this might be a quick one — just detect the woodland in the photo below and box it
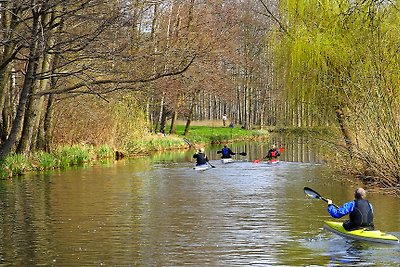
[0,0,400,190]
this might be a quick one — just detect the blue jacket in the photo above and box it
[328,200,373,218]
[217,147,235,158]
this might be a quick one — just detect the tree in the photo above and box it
[273,0,400,187]
[0,0,196,159]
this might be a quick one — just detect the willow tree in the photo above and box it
[273,0,400,188]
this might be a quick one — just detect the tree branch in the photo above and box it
[258,0,289,36]
[34,56,196,96]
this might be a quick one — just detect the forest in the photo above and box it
[0,0,400,190]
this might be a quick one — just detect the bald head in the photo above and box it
[354,188,366,199]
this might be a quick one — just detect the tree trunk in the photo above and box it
[184,93,197,136]
[335,106,354,156]
[169,110,177,134]
[0,0,18,143]
[0,9,40,159]
[18,8,55,154]
[159,104,167,134]
[43,95,54,152]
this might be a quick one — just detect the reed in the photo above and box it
[96,145,114,159]
[0,153,31,177]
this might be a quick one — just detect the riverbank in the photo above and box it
[0,125,270,179]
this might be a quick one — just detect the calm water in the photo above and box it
[0,140,399,266]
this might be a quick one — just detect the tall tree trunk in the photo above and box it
[18,7,55,154]
[0,9,40,159]
[184,93,197,136]
[155,93,164,133]
[0,0,18,143]
[159,103,167,134]
[41,4,64,152]
[169,110,177,134]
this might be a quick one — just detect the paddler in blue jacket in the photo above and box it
[193,147,209,166]
[217,144,236,159]
[327,188,374,231]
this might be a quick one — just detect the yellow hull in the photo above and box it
[324,221,399,244]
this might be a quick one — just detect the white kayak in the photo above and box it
[221,158,234,164]
[193,164,212,171]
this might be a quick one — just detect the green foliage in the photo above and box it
[0,153,31,177]
[171,125,269,144]
[0,144,116,179]
[54,145,93,167]
[125,135,186,155]
[32,151,58,170]
[274,0,400,187]
[96,145,114,159]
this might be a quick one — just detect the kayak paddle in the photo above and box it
[303,187,339,208]
[183,137,215,168]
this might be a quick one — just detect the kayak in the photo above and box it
[266,159,279,164]
[221,158,234,164]
[193,164,211,171]
[324,221,399,244]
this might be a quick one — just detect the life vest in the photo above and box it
[194,153,208,165]
[348,199,374,230]
[222,147,230,158]
[271,150,277,158]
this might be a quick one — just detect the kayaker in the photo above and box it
[193,147,209,166]
[217,145,236,159]
[326,188,374,231]
[266,145,280,160]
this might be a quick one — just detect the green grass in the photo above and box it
[168,125,269,144]
[0,153,31,177]
[0,144,116,179]
[125,135,187,155]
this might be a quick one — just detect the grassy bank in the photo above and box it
[0,125,269,179]
[0,144,115,178]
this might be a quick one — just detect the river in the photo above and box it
[0,139,399,266]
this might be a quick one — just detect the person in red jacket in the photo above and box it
[266,145,280,160]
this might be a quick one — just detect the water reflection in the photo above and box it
[305,235,400,266]
[0,136,399,266]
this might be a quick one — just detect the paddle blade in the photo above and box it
[304,187,322,200]
[304,187,338,208]
[239,152,247,156]
[279,147,285,152]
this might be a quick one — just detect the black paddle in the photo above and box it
[303,187,339,208]
[183,137,215,168]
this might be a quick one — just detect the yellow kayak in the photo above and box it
[324,221,399,244]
